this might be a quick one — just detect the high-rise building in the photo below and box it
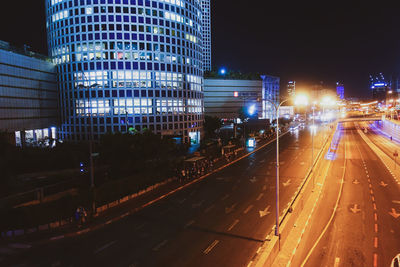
[287,81,295,97]
[336,82,344,100]
[370,73,389,104]
[45,0,204,144]
[201,0,212,71]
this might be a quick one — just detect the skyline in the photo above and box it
[2,0,400,98]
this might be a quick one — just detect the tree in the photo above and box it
[203,116,222,139]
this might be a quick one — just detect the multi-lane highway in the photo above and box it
[1,126,329,266]
[290,122,400,267]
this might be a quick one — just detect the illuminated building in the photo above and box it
[201,0,211,71]
[203,75,279,121]
[0,41,58,146]
[336,82,344,100]
[45,0,204,144]
[287,80,295,97]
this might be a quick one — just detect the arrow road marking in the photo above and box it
[353,179,360,185]
[389,208,400,219]
[256,193,264,201]
[392,200,400,205]
[204,240,219,254]
[380,181,388,187]
[250,177,257,183]
[300,162,305,166]
[259,205,271,218]
[225,203,237,214]
[350,204,361,214]
[283,179,291,187]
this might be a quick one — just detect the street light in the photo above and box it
[264,94,308,242]
[77,73,99,213]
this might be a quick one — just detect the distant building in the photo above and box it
[0,41,58,146]
[369,73,389,104]
[261,75,280,120]
[204,75,280,121]
[336,82,344,100]
[201,0,212,72]
[287,81,296,97]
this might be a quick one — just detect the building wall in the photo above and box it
[45,0,204,144]
[261,75,280,120]
[201,0,211,71]
[204,79,263,119]
[0,48,58,133]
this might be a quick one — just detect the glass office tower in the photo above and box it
[45,0,204,144]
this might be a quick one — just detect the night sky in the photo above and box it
[2,0,399,98]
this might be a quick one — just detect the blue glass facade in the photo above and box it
[45,0,204,143]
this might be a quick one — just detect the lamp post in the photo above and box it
[264,94,308,242]
[78,72,99,212]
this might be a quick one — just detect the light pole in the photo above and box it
[78,72,99,212]
[264,95,308,241]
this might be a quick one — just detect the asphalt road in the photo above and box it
[0,125,330,267]
[293,122,400,267]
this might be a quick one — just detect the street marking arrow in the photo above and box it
[380,181,388,187]
[300,162,305,166]
[350,204,361,214]
[353,179,360,185]
[225,203,237,214]
[283,179,291,187]
[250,177,257,183]
[259,205,271,218]
[392,200,400,205]
[389,208,400,219]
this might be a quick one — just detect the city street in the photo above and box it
[291,122,400,267]
[1,126,329,267]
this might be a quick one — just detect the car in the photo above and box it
[392,254,400,267]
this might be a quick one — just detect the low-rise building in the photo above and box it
[204,74,280,121]
[0,41,58,146]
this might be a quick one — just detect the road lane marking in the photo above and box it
[221,194,230,201]
[371,196,375,202]
[374,213,378,221]
[184,220,195,229]
[94,240,117,254]
[374,224,378,233]
[8,243,32,249]
[374,237,378,248]
[374,253,378,267]
[243,205,254,214]
[203,240,219,254]
[227,219,239,231]
[135,223,146,231]
[152,239,168,251]
[334,257,340,267]
[373,203,377,210]
[256,193,264,201]
[204,204,215,213]
[392,200,400,204]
